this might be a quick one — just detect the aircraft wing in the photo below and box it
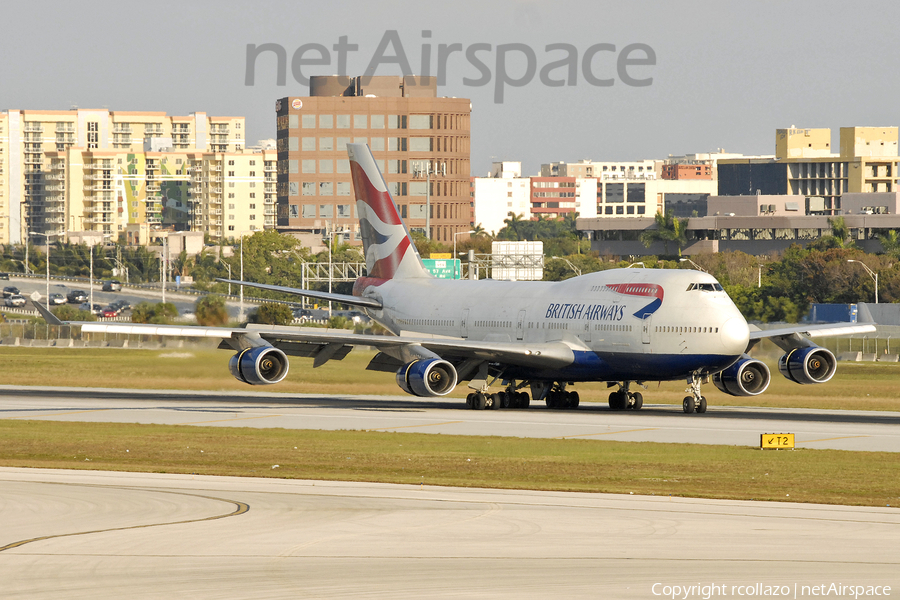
[215,278,383,309]
[748,322,876,352]
[78,321,578,370]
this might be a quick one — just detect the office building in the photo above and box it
[275,76,471,244]
[718,127,900,214]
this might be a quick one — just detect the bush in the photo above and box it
[254,302,294,326]
[132,302,178,325]
[195,295,228,326]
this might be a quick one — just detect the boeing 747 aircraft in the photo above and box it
[41,144,874,414]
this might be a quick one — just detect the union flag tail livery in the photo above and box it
[348,143,430,281]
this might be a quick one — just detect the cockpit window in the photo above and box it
[686,283,724,292]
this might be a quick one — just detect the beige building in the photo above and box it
[188,150,277,242]
[0,108,246,244]
[276,76,472,245]
[542,159,658,180]
[719,126,900,213]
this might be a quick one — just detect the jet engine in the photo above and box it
[778,346,836,385]
[396,359,458,397]
[713,355,771,396]
[229,346,290,385]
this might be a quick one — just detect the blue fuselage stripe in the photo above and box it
[503,350,740,382]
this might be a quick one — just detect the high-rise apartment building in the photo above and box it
[187,150,277,241]
[275,76,471,244]
[0,108,246,244]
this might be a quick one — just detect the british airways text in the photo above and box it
[545,303,626,321]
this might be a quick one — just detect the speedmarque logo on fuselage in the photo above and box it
[545,283,665,322]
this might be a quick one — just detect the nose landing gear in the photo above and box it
[683,372,708,414]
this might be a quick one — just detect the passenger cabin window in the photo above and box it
[686,283,724,292]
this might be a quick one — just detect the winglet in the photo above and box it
[33,301,64,326]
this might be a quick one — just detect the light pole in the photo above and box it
[453,229,475,279]
[27,231,57,302]
[240,234,244,321]
[679,257,706,273]
[551,256,582,277]
[848,259,878,304]
[89,234,112,313]
[413,160,445,240]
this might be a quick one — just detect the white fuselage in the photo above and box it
[360,268,750,382]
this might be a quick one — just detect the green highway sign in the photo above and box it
[422,258,462,279]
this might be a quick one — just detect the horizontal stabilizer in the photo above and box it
[216,278,382,309]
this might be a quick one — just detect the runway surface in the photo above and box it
[1,467,898,599]
[2,385,900,452]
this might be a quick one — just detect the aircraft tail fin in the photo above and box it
[348,143,430,280]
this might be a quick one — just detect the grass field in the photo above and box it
[1,345,899,411]
[0,420,898,507]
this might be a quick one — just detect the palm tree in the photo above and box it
[827,216,852,248]
[876,229,900,257]
[502,212,525,239]
[640,210,688,256]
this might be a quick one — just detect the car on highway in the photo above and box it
[0,272,9,280]
[49,293,67,305]
[67,290,88,303]
[78,302,103,316]
[4,294,26,307]
[102,280,122,292]
[3,286,20,297]
[101,307,119,318]
[111,300,131,314]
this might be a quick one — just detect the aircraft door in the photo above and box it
[461,308,470,339]
[641,315,651,345]
[516,309,526,341]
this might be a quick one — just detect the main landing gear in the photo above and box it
[682,372,708,414]
[545,385,579,409]
[466,388,531,410]
[607,381,644,411]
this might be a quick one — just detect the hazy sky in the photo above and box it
[3,0,899,176]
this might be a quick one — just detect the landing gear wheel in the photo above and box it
[632,392,643,410]
[569,391,580,409]
[697,396,707,413]
[519,392,530,408]
[488,393,500,410]
[498,391,510,409]
[466,393,474,408]
[683,396,695,414]
[474,392,487,410]
[608,391,625,410]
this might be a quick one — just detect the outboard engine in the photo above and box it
[713,355,771,396]
[229,346,290,385]
[778,346,837,384]
[396,359,458,397]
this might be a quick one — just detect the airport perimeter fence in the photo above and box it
[751,325,900,363]
[0,321,218,349]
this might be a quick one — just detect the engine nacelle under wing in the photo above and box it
[229,346,290,385]
[713,355,771,396]
[778,346,836,384]
[396,359,458,397]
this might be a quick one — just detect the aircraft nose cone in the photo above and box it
[720,317,750,355]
